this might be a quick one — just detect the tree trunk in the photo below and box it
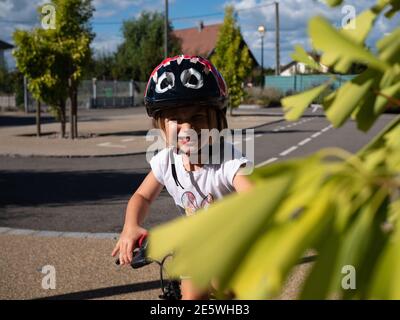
[69,96,75,140]
[36,100,41,137]
[73,88,78,138]
[60,99,66,138]
[69,81,75,140]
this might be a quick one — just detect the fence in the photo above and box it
[25,79,147,112]
[0,94,16,110]
[264,74,356,94]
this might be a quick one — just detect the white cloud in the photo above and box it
[225,0,398,68]
[91,34,123,55]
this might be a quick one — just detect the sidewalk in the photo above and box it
[0,233,312,300]
[0,107,284,157]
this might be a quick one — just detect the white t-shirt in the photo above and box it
[149,145,253,216]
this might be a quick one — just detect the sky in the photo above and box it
[0,0,399,72]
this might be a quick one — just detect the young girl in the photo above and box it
[112,55,254,299]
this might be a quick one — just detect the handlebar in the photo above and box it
[115,234,152,269]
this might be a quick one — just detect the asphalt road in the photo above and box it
[0,110,395,233]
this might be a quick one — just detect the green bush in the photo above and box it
[242,87,283,107]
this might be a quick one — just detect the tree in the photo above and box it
[13,0,94,139]
[211,6,253,115]
[114,11,181,81]
[13,28,60,136]
[83,51,119,80]
[147,0,400,299]
[52,0,94,139]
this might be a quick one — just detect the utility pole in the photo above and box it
[258,25,266,88]
[164,0,168,58]
[275,1,280,75]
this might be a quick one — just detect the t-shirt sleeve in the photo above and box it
[149,149,166,185]
[223,148,253,187]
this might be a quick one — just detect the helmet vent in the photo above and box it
[155,72,175,93]
[180,68,203,89]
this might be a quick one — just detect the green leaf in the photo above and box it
[357,115,400,156]
[282,83,330,121]
[309,16,389,73]
[325,0,343,6]
[230,183,336,299]
[300,178,379,299]
[368,210,400,299]
[290,45,322,71]
[326,69,376,127]
[148,174,292,291]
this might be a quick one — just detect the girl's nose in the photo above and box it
[179,122,192,131]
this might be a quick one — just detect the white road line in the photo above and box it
[255,134,263,138]
[321,126,331,132]
[311,132,321,138]
[256,157,278,167]
[97,142,127,148]
[280,146,298,156]
[121,138,135,142]
[298,138,312,146]
[245,137,252,141]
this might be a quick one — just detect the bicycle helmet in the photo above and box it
[144,55,228,120]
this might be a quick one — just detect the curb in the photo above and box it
[0,227,119,239]
[0,119,286,159]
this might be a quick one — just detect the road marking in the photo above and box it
[280,146,298,156]
[245,137,252,141]
[321,125,331,132]
[255,134,263,138]
[121,138,135,142]
[311,132,321,138]
[311,104,322,113]
[298,138,312,146]
[256,157,278,167]
[97,142,127,148]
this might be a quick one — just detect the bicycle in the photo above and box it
[115,234,182,300]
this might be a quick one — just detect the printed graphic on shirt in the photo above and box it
[181,191,214,216]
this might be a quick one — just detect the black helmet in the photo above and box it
[144,55,228,117]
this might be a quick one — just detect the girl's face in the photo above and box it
[162,106,214,154]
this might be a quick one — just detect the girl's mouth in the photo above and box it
[178,134,201,145]
[178,136,191,145]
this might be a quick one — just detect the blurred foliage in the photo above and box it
[148,0,400,299]
[211,6,253,111]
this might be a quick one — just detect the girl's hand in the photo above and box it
[111,226,148,266]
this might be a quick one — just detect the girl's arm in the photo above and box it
[112,170,163,265]
[232,165,255,193]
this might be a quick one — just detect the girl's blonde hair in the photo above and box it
[152,107,227,133]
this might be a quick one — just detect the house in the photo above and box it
[172,22,259,67]
[280,52,329,76]
[0,39,14,69]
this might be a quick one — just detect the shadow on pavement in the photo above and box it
[35,280,160,300]
[0,115,55,127]
[0,170,146,207]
